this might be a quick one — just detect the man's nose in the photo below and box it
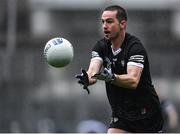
[103,23,108,29]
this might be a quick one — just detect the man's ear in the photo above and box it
[119,20,126,29]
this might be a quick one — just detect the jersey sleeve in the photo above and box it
[127,43,147,68]
[91,41,103,62]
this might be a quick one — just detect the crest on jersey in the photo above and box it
[105,57,112,69]
[121,60,125,67]
[104,57,113,74]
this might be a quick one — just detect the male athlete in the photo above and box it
[76,5,163,133]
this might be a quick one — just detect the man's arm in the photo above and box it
[112,65,143,89]
[87,59,103,85]
[75,59,102,94]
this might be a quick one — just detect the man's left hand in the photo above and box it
[92,68,115,82]
[75,68,90,94]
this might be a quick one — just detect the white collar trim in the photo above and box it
[111,45,122,56]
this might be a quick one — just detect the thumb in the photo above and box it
[75,74,81,78]
[81,69,86,74]
[104,68,110,74]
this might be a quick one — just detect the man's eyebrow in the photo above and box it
[101,18,114,21]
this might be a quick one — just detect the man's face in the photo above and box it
[101,10,121,40]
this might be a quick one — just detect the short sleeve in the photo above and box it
[91,41,103,62]
[127,43,147,68]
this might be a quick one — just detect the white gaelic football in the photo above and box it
[44,37,74,68]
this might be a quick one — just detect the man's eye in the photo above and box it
[107,20,113,23]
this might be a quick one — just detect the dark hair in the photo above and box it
[104,5,127,22]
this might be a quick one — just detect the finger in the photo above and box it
[104,68,108,72]
[86,89,90,94]
[75,74,82,78]
[81,69,87,75]
[83,85,90,94]
[83,85,87,89]
[104,68,109,74]
[78,80,84,85]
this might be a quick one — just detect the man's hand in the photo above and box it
[92,68,115,82]
[75,69,90,94]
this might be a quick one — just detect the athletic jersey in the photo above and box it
[91,33,162,121]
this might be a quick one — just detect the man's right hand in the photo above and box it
[75,69,90,94]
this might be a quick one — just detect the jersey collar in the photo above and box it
[111,45,122,56]
[110,33,129,56]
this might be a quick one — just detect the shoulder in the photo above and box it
[92,38,110,59]
[125,33,143,47]
[93,38,110,50]
[125,33,146,52]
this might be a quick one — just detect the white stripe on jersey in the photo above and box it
[129,55,144,63]
[130,55,144,58]
[91,51,103,61]
[127,61,144,68]
[92,51,100,58]
[91,57,103,62]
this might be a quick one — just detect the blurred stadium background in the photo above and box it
[0,0,180,132]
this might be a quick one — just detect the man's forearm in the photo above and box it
[111,74,139,89]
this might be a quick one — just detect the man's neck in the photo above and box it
[111,31,126,51]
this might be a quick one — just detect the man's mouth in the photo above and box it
[104,31,110,38]
[104,31,110,34]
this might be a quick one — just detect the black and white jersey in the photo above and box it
[91,33,162,121]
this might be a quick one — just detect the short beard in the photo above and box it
[109,32,119,41]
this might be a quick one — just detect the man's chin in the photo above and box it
[104,35,111,40]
